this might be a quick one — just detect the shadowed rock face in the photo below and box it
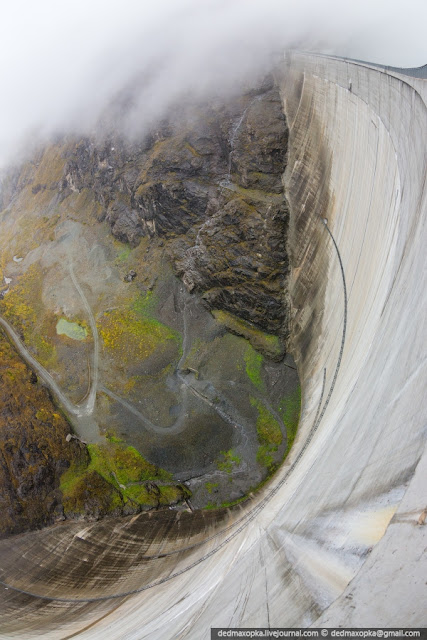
[59,76,289,336]
[175,192,288,334]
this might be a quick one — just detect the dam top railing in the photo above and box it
[294,49,427,79]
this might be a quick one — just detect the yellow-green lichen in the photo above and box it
[251,397,282,447]
[251,397,283,472]
[56,318,88,341]
[59,441,184,515]
[244,344,264,391]
[0,264,57,367]
[216,449,241,473]
[98,292,181,364]
[115,245,132,264]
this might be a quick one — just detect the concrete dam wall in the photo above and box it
[0,52,426,637]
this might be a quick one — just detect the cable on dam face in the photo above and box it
[0,217,348,604]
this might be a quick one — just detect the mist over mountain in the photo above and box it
[1,0,426,167]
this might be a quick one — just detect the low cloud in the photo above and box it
[0,0,426,166]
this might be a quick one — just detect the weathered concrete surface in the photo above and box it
[0,52,426,637]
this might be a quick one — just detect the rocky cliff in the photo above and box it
[58,74,290,338]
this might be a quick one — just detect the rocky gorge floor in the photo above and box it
[0,71,300,535]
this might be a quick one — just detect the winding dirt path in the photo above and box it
[68,261,99,415]
[0,259,99,420]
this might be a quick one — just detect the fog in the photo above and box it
[0,0,426,166]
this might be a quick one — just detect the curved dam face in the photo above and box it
[0,52,426,637]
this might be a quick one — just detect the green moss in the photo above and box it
[203,494,247,510]
[220,496,247,508]
[251,397,282,447]
[122,482,184,507]
[123,484,151,504]
[244,344,264,391]
[59,442,183,514]
[256,444,275,471]
[206,482,219,494]
[211,309,283,359]
[279,385,301,457]
[158,485,182,504]
[131,290,157,316]
[216,449,241,473]
[87,443,172,486]
[251,397,283,472]
[107,489,123,511]
[61,470,122,516]
[115,245,132,264]
[59,453,92,501]
[106,434,123,444]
